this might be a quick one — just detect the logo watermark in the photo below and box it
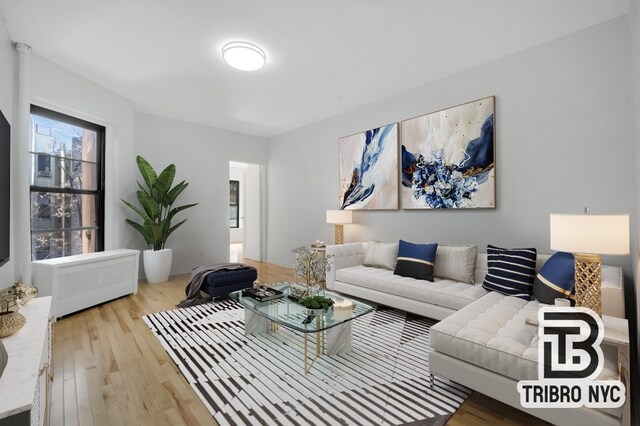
[517,307,626,409]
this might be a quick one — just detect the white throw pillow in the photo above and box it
[433,245,477,284]
[364,240,399,270]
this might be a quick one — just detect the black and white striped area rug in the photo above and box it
[143,300,470,426]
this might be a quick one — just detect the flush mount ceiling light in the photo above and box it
[222,41,266,71]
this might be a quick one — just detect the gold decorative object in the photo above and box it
[326,210,353,245]
[334,224,344,245]
[549,212,630,318]
[574,253,602,316]
[0,311,26,338]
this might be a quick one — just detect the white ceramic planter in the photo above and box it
[143,249,173,284]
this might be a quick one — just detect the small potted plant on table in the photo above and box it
[298,295,335,316]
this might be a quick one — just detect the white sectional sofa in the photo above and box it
[326,242,625,319]
[326,242,627,426]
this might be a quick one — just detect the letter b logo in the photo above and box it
[538,307,604,380]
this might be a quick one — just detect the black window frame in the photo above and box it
[29,105,106,260]
[229,180,240,229]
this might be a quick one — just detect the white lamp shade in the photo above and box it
[550,214,629,255]
[326,210,353,224]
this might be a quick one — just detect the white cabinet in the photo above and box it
[0,297,52,426]
[32,249,139,319]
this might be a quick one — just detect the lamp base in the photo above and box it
[574,253,602,316]
[334,224,344,245]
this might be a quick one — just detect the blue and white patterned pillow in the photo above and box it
[393,240,438,282]
[533,252,575,305]
[482,245,537,300]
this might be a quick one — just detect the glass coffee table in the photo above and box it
[229,282,374,374]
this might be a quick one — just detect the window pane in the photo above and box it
[30,192,98,230]
[230,205,238,228]
[31,114,98,162]
[30,153,98,190]
[31,229,97,261]
[230,180,239,204]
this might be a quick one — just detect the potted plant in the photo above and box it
[298,295,335,315]
[122,156,198,283]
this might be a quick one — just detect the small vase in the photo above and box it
[0,311,26,338]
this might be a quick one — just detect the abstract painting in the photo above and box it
[339,123,398,210]
[401,96,495,209]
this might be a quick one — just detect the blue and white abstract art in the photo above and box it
[401,97,495,209]
[339,123,398,210]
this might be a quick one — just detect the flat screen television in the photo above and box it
[0,109,9,268]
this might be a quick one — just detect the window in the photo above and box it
[29,105,105,261]
[229,180,239,228]
[36,154,51,177]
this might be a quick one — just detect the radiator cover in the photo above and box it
[32,249,140,319]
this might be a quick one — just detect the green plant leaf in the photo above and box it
[125,219,152,245]
[165,181,188,206]
[136,156,157,190]
[166,218,187,239]
[121,199,151,222]
[143,221,164,249]
[136,181,150,197]
[155,164,176,205]
[137,191,160,219]
[166,203,198,222]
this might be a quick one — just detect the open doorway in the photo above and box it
[229,161,263,262]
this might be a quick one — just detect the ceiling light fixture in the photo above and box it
[222,41,266,71]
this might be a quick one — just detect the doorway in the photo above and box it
[229,161,263,262]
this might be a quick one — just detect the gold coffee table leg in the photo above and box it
[304,333,308,374]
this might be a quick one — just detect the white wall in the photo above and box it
[629,0,640,382]
[28,54,137,261]
[134,112,267,275]
[0,11,16,288]
[267,18,636,275]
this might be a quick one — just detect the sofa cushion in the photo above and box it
[434,245,477,284]
[394,240,438,281]
[482,245,537,300]
[363,240,398,270]
[336,265,487,311]
[532,251,575,305]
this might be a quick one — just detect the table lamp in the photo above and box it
[549,212,629,316]
[326,210,353,245]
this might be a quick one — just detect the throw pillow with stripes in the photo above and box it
[393,240,438,282]
[532,252,575,305]
[482,245,537,300]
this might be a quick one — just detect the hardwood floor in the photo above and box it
[50,257,547,426]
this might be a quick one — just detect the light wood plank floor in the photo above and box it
[50,258,547,426]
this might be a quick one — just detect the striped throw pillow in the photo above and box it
[533,252,575,305]
[393,240,438,282]
[482,245,537,300]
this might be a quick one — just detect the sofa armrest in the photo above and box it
[601,265,624,318]
[325,242,367,290]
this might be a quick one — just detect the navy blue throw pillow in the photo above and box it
[533,252,575,305]
[482,245,537,300]
[394,240,438,282]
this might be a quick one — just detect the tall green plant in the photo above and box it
[122,156,198,250]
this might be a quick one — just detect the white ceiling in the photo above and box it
[0,0,629,137]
